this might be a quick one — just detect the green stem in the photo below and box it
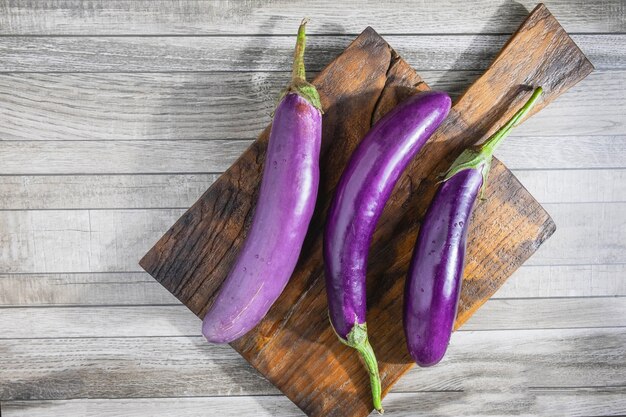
[338,322,384,414]
[479,87,543,157]
[352,336,384,414]
[279,19,322,112]
[443,87,543,185]
[292,18,308,82]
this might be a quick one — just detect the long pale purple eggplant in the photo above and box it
[324,91,451,412]
[202,21,322,344]
[404,87,543,367]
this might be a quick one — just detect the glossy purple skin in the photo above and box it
[324,91,451,339]
[202,93,322,343]
[404,167,483,366]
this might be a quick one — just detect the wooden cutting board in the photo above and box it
[140,4,593,417]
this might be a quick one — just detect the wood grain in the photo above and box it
[140,5,591,417]
[0,2,622,416]
[497,135,626,169]
[529,202,626,265]
[0,209,185,273]
[2,297,624,339]
[2,202,624,274]
[2,328,623,400]
[0,175,218,210]
[0,34,619,73]
[0,273,177,306]
[496,263,626,298]
[3,397,302,417]
[1,168,623,211]
[0,140,250,175]
[1,136,625,175]
[533,389,626,417]
[513,169,626,203]
[0,70,621,141]
[4,390,625,417]
[1,0,623,35]
[3,263,625,308]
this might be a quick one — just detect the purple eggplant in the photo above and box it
[324,91,451,412]
[404,87,543,367]
[202,20,322,344]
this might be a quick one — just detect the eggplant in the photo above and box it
[404,87,543,367]
[324,91,451,412]
[202,20,322,344]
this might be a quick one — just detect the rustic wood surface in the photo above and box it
[0,1,624,416]
[0,33,623,72]
[139,4,593,416]
[2,71,623,141]
[0,0,622,35]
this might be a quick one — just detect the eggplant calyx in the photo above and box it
[444,86,543,190]
[444,149,491,198]
[443,149,490,183]
[336,322,384,414]
[285,79,323,112]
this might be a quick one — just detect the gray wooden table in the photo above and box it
[0,1,624,416]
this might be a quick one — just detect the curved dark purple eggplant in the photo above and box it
[202,20,322,344]
[404,87,543,367]
[324,91,451,412]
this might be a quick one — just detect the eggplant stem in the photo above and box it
[278,18,323,112]
[292,18,309,82]
[479,87,543,157]
[333,322,384,414]
[352,335,384,414]
[443,87,543,185]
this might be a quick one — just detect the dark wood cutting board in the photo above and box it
[140,4,593,417]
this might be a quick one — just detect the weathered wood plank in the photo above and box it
[2,397,302,417]
[4,390,626,417]
[465,297,626,330]
[0,2,619,416]
[1,328,623,400]
[1,202,621,274]
[0,209,186,273]
[0,34,620,72]
[0,175,218,210]
[0,336,273,400]
[514,169,626,203]
[533,389,626,417]
[394,328,626,391]
[1,136,624,176]
[0,71,621,141]
[2,263,624,307]
[0,72,282,141]
[0,71,458,141]
[0,209,182,273]
[381,389,626,417]
[496,136,626,170]
[0,140,252,175]
[1,168,623,211]
[1,0,623,35]
[1,298,623,339]
[0,305,202,338]
[529,202,626,265]
[0,272,177,306]
[499,264,626,298]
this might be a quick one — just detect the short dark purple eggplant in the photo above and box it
[202,20,322,344]
[324,91,451,412]
[404,87,543,367]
